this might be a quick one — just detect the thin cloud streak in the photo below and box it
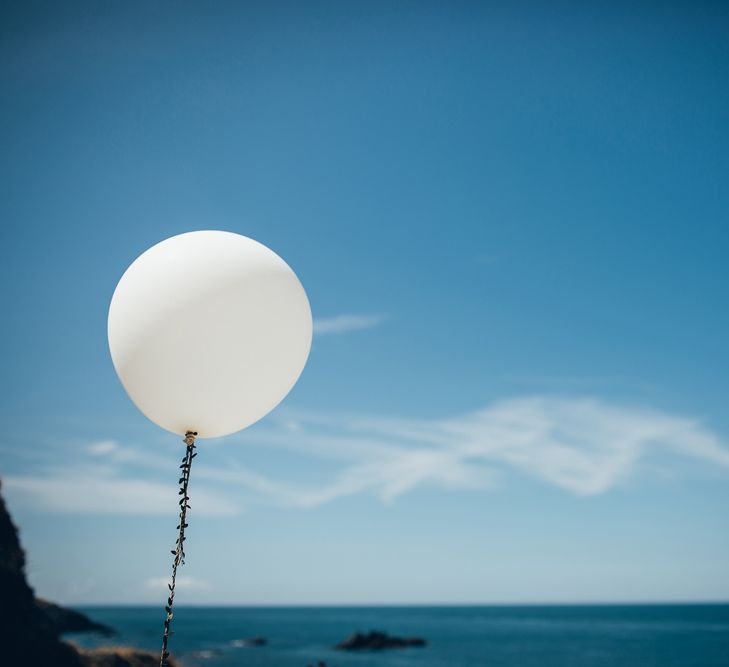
[313,314,384,335]
[5,396,728,515]
[231,396,729,505]
[3,469,240,516]
[88,440,119,455]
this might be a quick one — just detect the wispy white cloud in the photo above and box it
[88,440,119,455]
[435,397,729,495]
[3,469,239,516]
[243,396,729,503]
[5,396,728,515]
[313,313,384,335]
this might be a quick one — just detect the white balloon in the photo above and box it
[108,231,312,438]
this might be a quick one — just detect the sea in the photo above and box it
[69,604,729,667]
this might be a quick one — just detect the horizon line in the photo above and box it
[69,599,729,608]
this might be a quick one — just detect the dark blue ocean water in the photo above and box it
[70,605,729,667]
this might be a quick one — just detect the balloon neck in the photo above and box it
[183,431,198,446]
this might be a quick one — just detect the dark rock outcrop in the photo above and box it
[336,630,426,650]
[37,598,115,636]
[0,479,86,666]
[232,636,267,647]
[0,479,174,667]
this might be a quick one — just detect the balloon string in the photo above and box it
[160,431,198,667]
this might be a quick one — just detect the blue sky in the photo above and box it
[1,1,728,605]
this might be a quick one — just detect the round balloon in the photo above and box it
[108,231,312,438]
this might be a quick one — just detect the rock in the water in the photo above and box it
[231,636,267,647]
[36,598,115,636]
[336,630,426,650]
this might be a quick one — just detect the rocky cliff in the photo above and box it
[0,479,174,667]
